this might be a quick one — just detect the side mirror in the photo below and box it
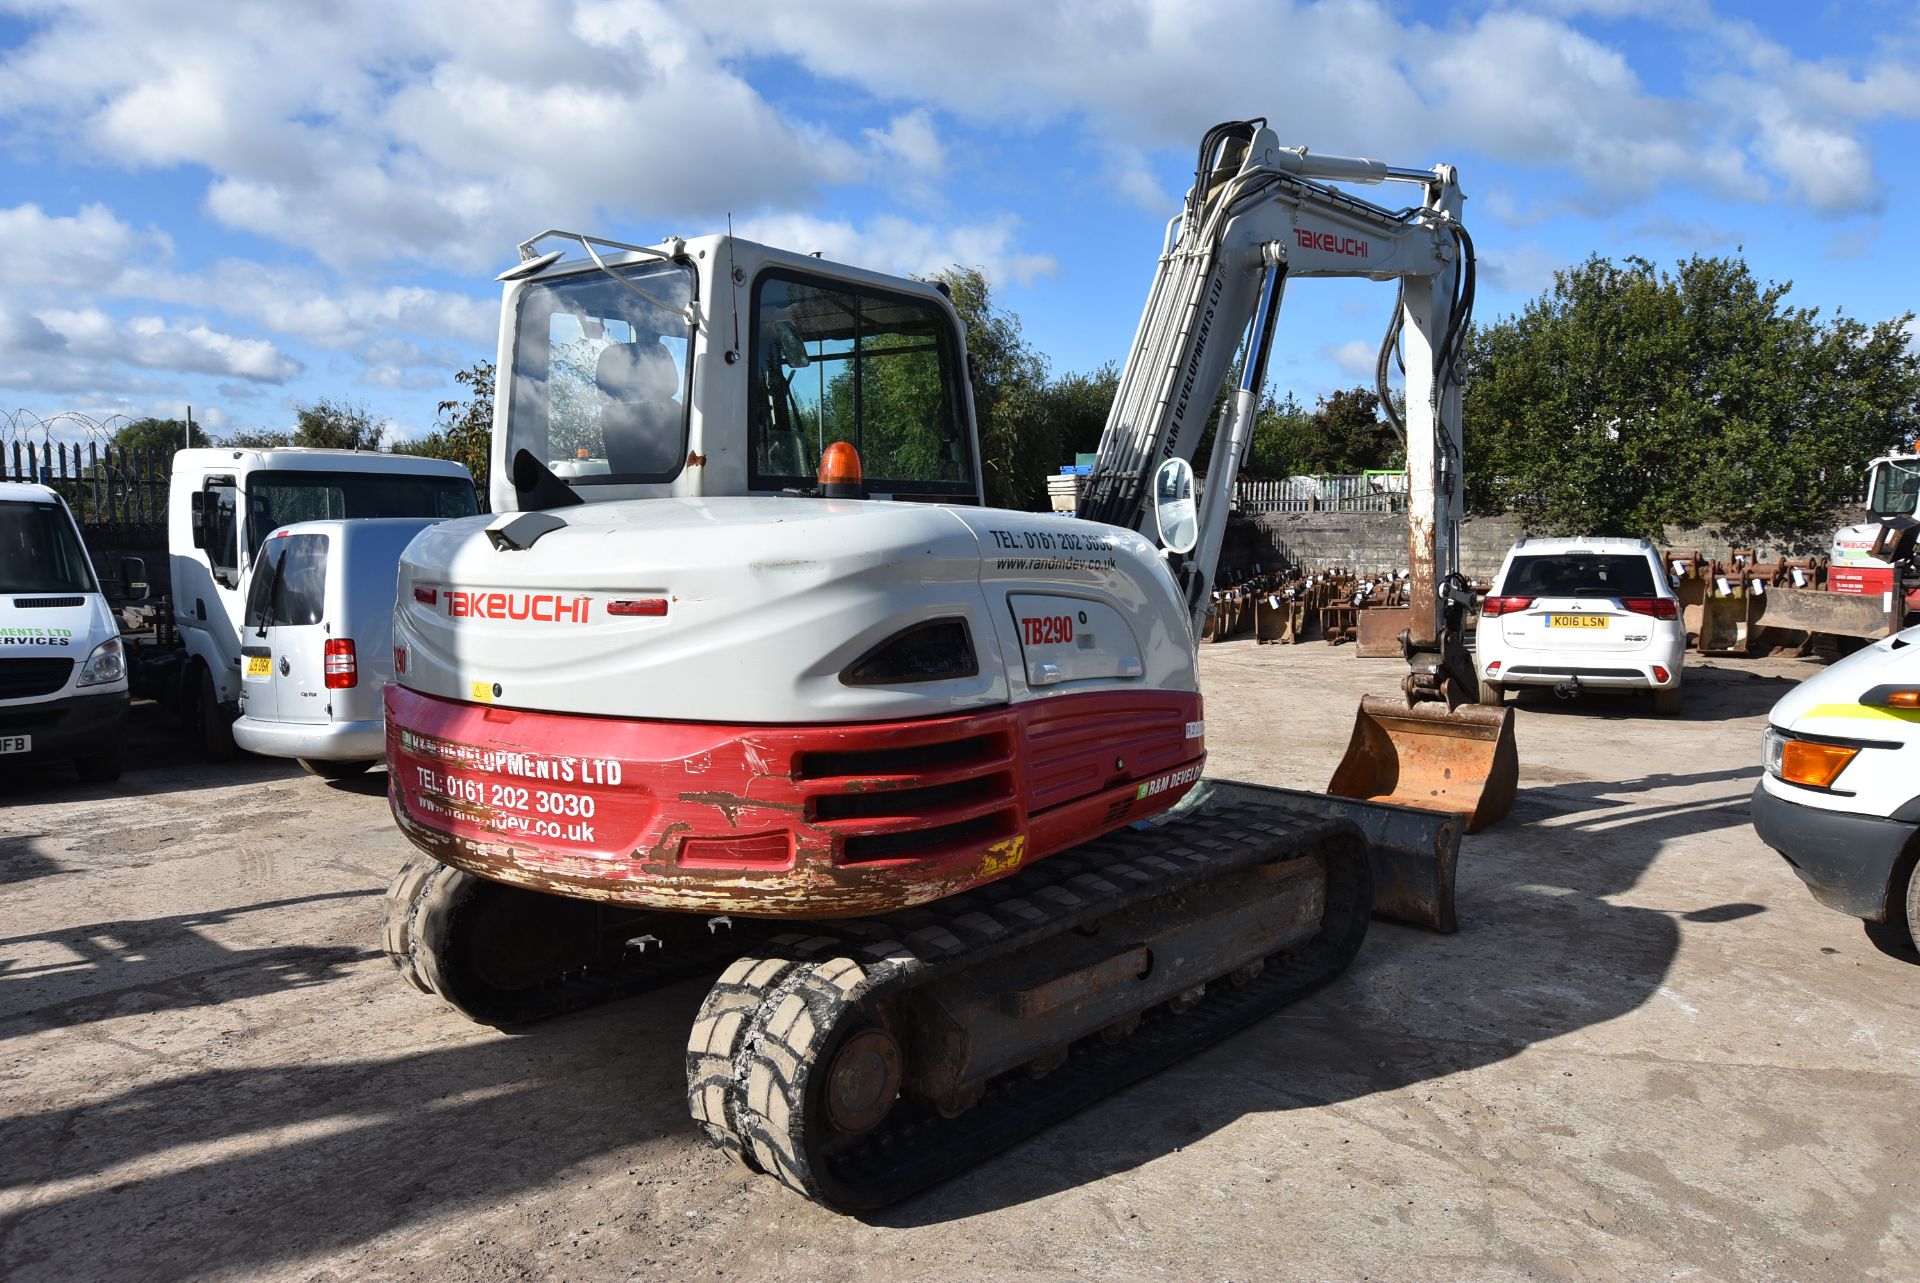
[119,557,151,604]
[189,490,207,549]
[1152,457,1198,555]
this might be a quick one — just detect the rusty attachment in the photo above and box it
[1327,695,1518,834]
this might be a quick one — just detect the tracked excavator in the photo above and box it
[380,119,1517,1210]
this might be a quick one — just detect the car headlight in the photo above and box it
[1762,728,1783,777]
[77,636,125,687]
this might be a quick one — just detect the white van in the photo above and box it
[1753,622,1920,944]
[0,482,129,781]
[232,517,442,778]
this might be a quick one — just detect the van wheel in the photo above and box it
[76,742,124,783]
[1905,857,1920,955]
[198,667,237,761]
[301,758,373,780]
[1652,686,1683,717]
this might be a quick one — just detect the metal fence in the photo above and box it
[1234,471,1408,514]
[3,440,171,528]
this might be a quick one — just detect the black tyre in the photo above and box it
[300,757,374,780]
[74,742,124,783]
[1903,856,1920,957]
[1653,685,1683,717]
[198,666,236,761]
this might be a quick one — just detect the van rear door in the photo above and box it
[251,532,332,725]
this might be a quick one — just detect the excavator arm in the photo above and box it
[1081,119,1472,684]
[1081,120,1515,923]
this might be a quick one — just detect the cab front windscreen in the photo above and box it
[0,500,97,594]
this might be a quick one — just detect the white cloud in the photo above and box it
[36,308,303,382]
[865,109,946,177]
[1322,340,1377,379]
[1477,243,1568,297]
[736,212,1058,287]
[0,203,171,289]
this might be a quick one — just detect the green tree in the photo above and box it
[1463,253,1920,541]
[223,427,293,448]
[292,398,386,451]
[395,362,494,500]
[111,416,211,457]
[928,267,1053,509]
[1037,362,1120,461]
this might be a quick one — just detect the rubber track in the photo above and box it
[689,796,1373,1210]
[385,856,759,1026]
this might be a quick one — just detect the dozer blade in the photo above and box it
[1326,695,1518,834]
[1197,780,1462,933]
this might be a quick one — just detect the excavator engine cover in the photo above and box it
[1327,696,1518,833]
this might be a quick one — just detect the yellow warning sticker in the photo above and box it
[470,681,495,704]
[980,834,1026,878]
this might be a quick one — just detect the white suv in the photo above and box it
[1475,536,1686,715]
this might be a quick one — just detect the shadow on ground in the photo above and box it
[0,891,379,1032]
[0,701,302,805]
[0,744,1785,1275]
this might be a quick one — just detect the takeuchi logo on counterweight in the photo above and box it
[445,590,590,622]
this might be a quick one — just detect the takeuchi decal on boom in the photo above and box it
[445,590,592,622]
[1294,228,1369,258]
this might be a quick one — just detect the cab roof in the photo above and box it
[0,480,66,505]
[172,447,470,477]
[1508,536,1655,554]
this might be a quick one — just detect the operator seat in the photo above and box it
[596,340,681,476]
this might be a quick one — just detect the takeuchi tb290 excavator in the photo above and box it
[381,119,1518,1210]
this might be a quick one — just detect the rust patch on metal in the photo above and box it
[686,449,707,467]
[677,790,805,826]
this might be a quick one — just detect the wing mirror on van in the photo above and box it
[1152,457,1198,555]
[118,556,150,604]
[189,491,206,549]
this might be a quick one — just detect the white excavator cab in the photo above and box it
[489,233,985,513]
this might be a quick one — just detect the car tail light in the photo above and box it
[325,638,358,689]
[1622,597,1678,619]
[413,585,437,605]
[1778,739,1857,789]
[1481,596,1533,616]
[1485,660,1502,675]
[1652,665,1670,683]
[393,645,407,676]
[607,598,669,617]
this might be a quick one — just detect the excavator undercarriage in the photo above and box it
[386,786,1371,1209]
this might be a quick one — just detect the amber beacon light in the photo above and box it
[819,441,863,498]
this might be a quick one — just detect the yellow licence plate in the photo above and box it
[246,654,272,676]
[1547,615,1609,629]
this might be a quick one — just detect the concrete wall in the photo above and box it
[1226,511,1848,582]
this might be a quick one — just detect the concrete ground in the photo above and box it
[1,644,1913,1283]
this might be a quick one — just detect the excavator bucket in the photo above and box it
[1327,695,1518,834]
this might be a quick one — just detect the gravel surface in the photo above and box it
[2,642,1913,1282]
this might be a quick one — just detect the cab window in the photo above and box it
[201,477,239,586]
[244,534,330,629]
[749,273,977,500]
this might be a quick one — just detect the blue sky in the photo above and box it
[1,0,1915,449]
